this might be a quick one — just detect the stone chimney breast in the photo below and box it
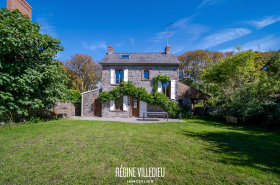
[165,45,171,54]
[108,45,113,54]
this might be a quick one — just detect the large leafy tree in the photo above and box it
[199,50,279,106]
[63,54,101,92]
[178,49,225,85]
[0,8,68,120]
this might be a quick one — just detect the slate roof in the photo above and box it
[99,53,181,65]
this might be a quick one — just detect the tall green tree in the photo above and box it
[0,8,68,120]
[178,49,225,85]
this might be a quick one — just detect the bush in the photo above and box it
[177,102,192,119]
[70,89,81,103]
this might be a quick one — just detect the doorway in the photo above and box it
[94,99,102,117]
[132,97,139,117]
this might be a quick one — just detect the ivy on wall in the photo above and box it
[98,75,181,116]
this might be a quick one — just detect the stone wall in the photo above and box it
[82,89,100,117]
[102,100,132,118]
[102,65,179,94]
[50,101,81,117]
[101,65,179,117]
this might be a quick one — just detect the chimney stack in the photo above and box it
[7,0,32,20]
[108,45,113,54]
[165,45,171,54]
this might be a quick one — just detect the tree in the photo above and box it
[63,54,101,92]
[178,50,225,85]
[199,49,279,106]
[0,8,68,120]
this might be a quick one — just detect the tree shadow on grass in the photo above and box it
[189,118,279,134]
[181,130,280,174]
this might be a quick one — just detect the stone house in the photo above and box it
[81,45,181,118]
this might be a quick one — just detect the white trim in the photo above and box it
[81,94,83,117]
[139,101,147,118]
[123,96,128,111]
[124,69,128,82]
[80,88,100,95]
[110,101,115,111]
[171,80,176,100]
[158,81,162,93]
[110,69,115,84]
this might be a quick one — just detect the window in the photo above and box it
[115,96,123,111]
[142,69,151,80]
[162,81,170,98]
[144,70,149,79]
[115,70,124,84]
[121,55,130,58]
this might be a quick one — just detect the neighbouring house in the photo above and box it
[81,45,181,118]
[7,0,32,20]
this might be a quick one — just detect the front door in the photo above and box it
[132,97,139,117]
[95,99,102,117]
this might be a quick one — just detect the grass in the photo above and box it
[0,119,279,184]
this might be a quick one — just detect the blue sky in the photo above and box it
[2,0,280,61]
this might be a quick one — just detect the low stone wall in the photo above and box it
[50,101,81,117]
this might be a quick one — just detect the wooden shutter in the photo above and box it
[123,96,128,111]
[149,70,152,80]
[124,69,128,82]
[141,69,144,80]
[110,69,115,84]
[110,100,115,111]
[171,80,176,100]
[158,81,162,93]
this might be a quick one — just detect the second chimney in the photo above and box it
[165,45,171,54]
[108,45,113,54]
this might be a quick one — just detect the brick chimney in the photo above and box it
[165,45,171,54]
[7,0,32,20]
[108,45,113,54]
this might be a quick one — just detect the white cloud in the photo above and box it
[199,28,252,49]
[198,0,222,8]
[146,31,168,43]
[248,16,280,29]
[37,17,57,37]
[84,41,107,51]
[146,14,207,43]
[116,41,125,47]
[220,35,280,52]
[127,37,135,45]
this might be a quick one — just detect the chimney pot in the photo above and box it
[108,45,113,54]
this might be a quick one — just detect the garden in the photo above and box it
[0,119,279,184]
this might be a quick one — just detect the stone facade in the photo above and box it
[101,65,179,117]
[7,0,32,20]
[82,89,100,117]
[102,100,132,118]
[50,101,81,117]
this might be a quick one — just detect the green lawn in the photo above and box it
[0,119,279,184]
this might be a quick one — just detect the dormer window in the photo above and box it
[121,55,130,58]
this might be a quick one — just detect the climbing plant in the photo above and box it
[152,74,171,93]
[98,74,181,116]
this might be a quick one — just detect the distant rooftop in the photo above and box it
[100,45,181,65]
